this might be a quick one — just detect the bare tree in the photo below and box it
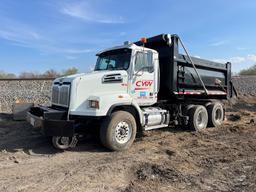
[62,67,78,76]
[19,72,40,78]
[42,69,60,78]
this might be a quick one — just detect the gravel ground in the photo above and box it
[0,76,255,113]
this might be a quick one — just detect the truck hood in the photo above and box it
[53,70,127,84]
[53,73,87,83]
[66,70,129,113]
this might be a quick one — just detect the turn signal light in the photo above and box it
[89,100,99,109]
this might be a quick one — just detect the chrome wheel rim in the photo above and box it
[196,110,206,129]
[115,121,132,144]
[197,111,203,127]
[215,108,222,122]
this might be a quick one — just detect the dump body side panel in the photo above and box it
[135,34,234,101]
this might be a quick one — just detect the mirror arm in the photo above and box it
[134,68,144,76]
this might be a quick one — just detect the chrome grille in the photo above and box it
[59,86,70,106]
[52,86,59,104]
[51,84,70,106]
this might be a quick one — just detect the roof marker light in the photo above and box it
[140,37,147,44]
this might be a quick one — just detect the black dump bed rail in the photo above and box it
[135,34,237,101]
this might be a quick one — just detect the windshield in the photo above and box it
[95,48,131,71]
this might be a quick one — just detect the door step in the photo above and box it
[144,124,169,131]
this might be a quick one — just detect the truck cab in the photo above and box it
[27,34,236,151]
[54,43,159,117]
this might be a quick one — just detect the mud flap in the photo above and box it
[43,120,75,137]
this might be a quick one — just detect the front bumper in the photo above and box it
[26,106,75,137]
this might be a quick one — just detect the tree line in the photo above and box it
[0,67,78,79]
[238,64,256,75]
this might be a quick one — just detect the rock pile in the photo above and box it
[232,76,256,96]
[0,80,52,113]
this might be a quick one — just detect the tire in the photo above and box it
[188,105,208,131]
[52,136,72,150]
[207,102,224,127]
[100,111,137,151]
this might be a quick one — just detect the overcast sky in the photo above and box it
[0,0,256,74]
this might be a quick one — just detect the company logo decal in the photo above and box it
[136,80,153,87]
[135,80,153,90]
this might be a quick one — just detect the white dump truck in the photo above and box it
[27,34,237,151]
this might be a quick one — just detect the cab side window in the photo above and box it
[135,52,153,72]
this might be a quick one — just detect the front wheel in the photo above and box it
[100,111,137,151]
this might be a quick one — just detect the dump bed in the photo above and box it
[135,34,236,101]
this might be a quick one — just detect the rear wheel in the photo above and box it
[188,105,208,131]
[100,111,137,151]
[207,102,224,127]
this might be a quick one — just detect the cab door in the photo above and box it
[129,51,157,106]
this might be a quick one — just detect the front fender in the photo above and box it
[69,93,144,125]
[70,93,132,117]
[106,100,143,125]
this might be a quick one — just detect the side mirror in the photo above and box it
[141,66,154,73]
[147,66,154,73]
[134,68,144,76]
[134,66,154,76]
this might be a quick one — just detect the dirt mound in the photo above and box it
[136,163,183,182]
[227,114,241,121]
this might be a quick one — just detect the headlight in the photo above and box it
[89,100,99,109]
